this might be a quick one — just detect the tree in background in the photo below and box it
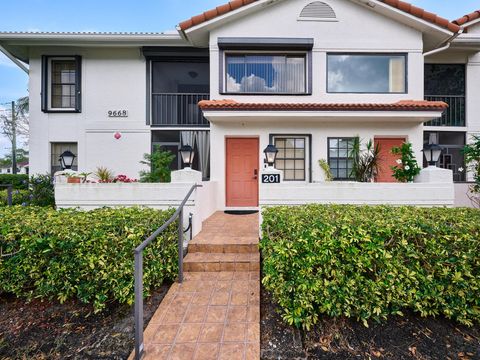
[0,96,29,174]
[0,148,29,167]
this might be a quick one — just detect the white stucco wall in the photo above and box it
[210,119,423,209]
[28,47,149,178]
[55,181,219,238]
[209,0,424,103]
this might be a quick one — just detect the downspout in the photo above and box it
[423,28,464,57]
[0,44,29,74]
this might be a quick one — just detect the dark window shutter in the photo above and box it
[41,55,48,112]
[75,56,82,112]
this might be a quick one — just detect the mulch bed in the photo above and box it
[0,284,170,360]
[261,287,480,360]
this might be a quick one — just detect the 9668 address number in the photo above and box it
[108,110,128,117]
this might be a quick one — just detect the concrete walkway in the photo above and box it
[137,212,260,360]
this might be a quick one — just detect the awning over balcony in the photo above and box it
[199,99,448,123]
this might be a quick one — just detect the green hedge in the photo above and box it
[261,205,480,329]
[0,206,178,311]
[0,174,28,190]
[0,189,30,206]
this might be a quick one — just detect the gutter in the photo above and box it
[176,25,189,44]
[423,27,464,57]
[0,44,29,74]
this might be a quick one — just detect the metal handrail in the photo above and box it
[134,183,202,360]
[0,184,13,206]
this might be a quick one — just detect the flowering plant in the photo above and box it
[113,174,138,183]
[390,142,421,182]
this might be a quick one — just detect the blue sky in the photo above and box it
[0,0,478,155]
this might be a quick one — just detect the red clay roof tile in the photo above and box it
[453,10,480,26]
[178,0,460,33]
[381,0,460,32]
[198,99,448,112]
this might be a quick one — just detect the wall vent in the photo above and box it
[299,1,337,21]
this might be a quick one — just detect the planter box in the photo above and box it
[260,182,455,207]
[54,181,219,238]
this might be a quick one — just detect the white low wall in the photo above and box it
[55,181,219,238]
[454,183,477,208]
[260,182,455,207]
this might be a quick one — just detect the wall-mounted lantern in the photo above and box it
[422,143,443,166]
[59,150,76,170]
[179,145,195,168]
[263,145,278,168]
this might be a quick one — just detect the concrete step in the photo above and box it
[183,252,260,272]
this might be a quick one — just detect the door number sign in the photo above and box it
[262,174,281,184]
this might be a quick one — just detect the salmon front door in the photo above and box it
[375,137,406,183]
[226,138,259,207]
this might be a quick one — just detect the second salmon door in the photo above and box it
[375,137,406,183]
[226,138,259,207]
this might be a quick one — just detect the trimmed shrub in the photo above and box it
[0,189,30,205]
[261,205,480,329]
[0,174,28,190]
[0,206,178,311]
[28,174,55,207]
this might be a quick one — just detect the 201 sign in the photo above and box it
[262,174,281,184]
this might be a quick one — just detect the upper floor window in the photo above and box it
[225,53,307,94]
[41,56,82,112]
[327,54,406,94]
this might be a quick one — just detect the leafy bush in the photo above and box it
[390,142,421,182]
[0,174,28,190]
[0,189,29,205]
[28,174,55,207]
[0,206,178,311]
[139,147,175,183]
[261,205,480,329]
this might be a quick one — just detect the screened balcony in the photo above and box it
[424,95,466,127]
[424,64,466,127]
[151,93,210,127]
[149,60,210,127]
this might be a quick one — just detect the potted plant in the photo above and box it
[390,142,421,182]
[66,173,82,184]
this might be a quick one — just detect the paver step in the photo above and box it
[188,241,258,254]
[184,252,260,272]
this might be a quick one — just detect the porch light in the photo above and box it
[180,145,195,168]
[59,150,76,170]
[422,143,443,166]
[263,145,278,167]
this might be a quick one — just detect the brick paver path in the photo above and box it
[135,212,260,360]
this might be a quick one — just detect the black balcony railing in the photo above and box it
[424,95,466,127]
[151,93,210,127]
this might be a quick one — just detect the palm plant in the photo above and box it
[350,138,381,182]
[94,167,115,183]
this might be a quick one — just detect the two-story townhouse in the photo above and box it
[0,0,477,209]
